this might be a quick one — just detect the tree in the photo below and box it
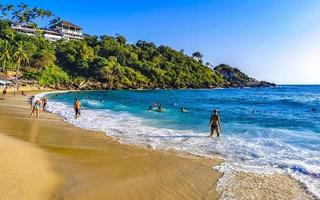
[13,41,30,75]
[0,4,14,19]
[192,51,203,60]
[115,34,127,45]
[0,40,13,72]
[49,16,61,26]
[34,7,53,26]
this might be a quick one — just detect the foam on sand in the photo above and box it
[38,91,319,199]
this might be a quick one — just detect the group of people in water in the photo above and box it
[147,102,221,138]
[27,94,319,139]
[147,103,189,113]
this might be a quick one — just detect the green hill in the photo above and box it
[0,3,275,89]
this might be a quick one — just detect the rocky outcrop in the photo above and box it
[214,64,276,88]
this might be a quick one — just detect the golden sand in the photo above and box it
[0,91,314,200]
[0,134,61,200]
[0,92,222,200]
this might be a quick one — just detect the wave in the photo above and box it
[36,91,320,198]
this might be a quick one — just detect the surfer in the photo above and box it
[209,109,221,138]
[74,98,83,119]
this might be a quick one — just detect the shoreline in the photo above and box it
[0,89,316,199]
[0,90,223,200]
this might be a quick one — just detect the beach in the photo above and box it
[0,90,315,200]
[0,91,222,200]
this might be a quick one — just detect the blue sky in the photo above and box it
[2,0,320,84]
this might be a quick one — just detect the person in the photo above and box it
[157,104,164,112]
[2,88,7,95]
[312,107,317,112]
[209,109,221,138]
[30,99,42,118]
[29,95,34,109]
[74,98,83,119]
[21,90,25,96]
[42,97,48,111]
[181,107,188,112]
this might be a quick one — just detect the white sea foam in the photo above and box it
[36,91,320,198]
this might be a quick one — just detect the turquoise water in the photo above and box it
[43,85,320,196]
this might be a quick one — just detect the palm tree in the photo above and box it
[12,3,30,24]
[1,4,14,19]
[192,52,203,60]
[0,40,12,72]
[35,8,53,27]
[13,41,29,75]
[49,16,61,27]
[17,2,28,11]
[0,4,3,18]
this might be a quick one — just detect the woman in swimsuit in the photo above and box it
[209,109,221,138]
[30,99,42,118]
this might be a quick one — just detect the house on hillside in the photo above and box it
[49,21,84,40]
[10,20,84,42]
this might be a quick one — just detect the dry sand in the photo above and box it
[0,91,314,200]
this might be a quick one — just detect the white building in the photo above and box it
[11,20,84,41]
[43,29,63,41]
[10,23,37,37]
[49,21,84,40]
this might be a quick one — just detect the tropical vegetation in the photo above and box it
[0,3,274,89]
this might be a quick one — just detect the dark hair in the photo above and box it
[213,109,217,113]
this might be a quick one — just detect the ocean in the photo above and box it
[39,85,320,197]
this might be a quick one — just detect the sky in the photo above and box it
[2,0,320,84]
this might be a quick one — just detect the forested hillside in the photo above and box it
[0,3,275,89]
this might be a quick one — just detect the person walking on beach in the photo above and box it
[30,99,42,118]
[74,98,83,119]
[209,109,221,138]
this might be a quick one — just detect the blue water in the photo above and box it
[43,85,320,196]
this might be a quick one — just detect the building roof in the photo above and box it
[50,20,82,29]
[41,29,62,36]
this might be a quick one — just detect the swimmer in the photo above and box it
[180,107,188,112]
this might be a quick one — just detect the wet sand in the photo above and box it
[0,91,314,200]
[0,92,222,200]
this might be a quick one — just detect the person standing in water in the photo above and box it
[42,97,48,111]
[209,109,221,138]
[74,98,83,119]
